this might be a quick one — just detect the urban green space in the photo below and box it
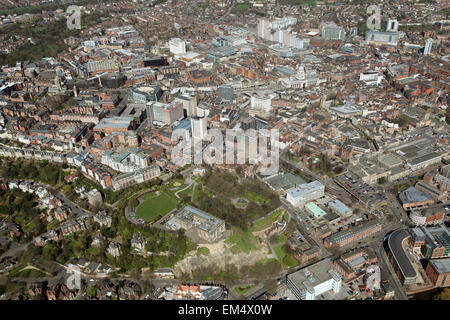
[225,227,261,254]
[196,247,210,256]
[194,170,281,230]
[169,178,184,189]
[274,245,299,268]
[249,209,284,233]
[136,191,180,222]
[232,3,252,14]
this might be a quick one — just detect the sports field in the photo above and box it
[136,192,179,222]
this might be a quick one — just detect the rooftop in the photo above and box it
[328,199,352,215]
[399,186,432,204]
[287,181,324,199]
[94,116,134,130]
[305,202,327,218]
[429,258,450,274]
[388,229,417,280]
[265,172,305,191]
[287,259,341,293]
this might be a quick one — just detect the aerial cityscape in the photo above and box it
[0,0,449,303]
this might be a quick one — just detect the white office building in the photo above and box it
[273,29,284,44]
[169,38,186,55]
[424,38,433,55]
[270,17,297,30]
[175,92,197,117]
[365,30,399,46]
[286,181,325,207]
[250,93,273,114]
[287,259,342,300]
[321,22,346,41]
[147,101,184,126]
[101,148,151,173]
[359,71,384,85]
[290,35,309,50]
[257,17,271,40]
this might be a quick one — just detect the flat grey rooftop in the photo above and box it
[388,229,417,280]
[429,258,450,274]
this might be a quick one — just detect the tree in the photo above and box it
[21,244,42,263]
[86,285,97,299]
[378,177,388,184]
[129,198,139,208]
[433,288,450,300]
[282,243,296,256]
[61,185,72,196]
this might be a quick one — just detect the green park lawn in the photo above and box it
[250,209,284,233]
[139,191,157,201]
[169,179,184,189]
[193,185,200,202]
[278,233,288,243]
[136,192,180,222]
[233,3,251,13]
[196,247,210,256]
[274,245,299,268]
[244,191,270,204]
[14,268,47,278]
[225,227,260,254]
[178,185,193,198]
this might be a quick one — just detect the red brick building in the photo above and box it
[188,70,211,84]
[425,258,450,287]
